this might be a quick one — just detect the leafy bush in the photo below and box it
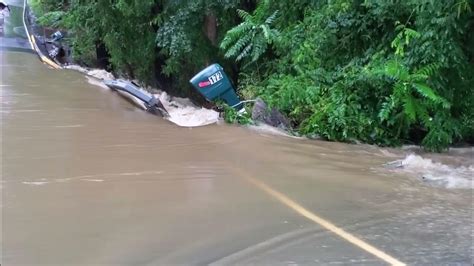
[218,103,253,125]
[36,11,69,29]
[225,0,473,151]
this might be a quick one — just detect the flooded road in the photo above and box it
[1,51,473,265]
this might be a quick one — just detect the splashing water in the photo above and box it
[85,76,109,89]
[66,65,220,127]
[388,154,474,189]
[65,65,115,80]
[247,123,303,139]
[155,92,220,127]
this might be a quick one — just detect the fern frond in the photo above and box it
[237,9,254,23]
[236,44,253,61]
[391,26,420,56]
[260,24,271,40]
[379,95,397,122]
[226,23,253,38]
[413,83,440,102]
[409,73,429,82]
[393,82,407,97]
[385,60,399,77]
[265,10,279,25]
[220,23,252,49]
[385,60,409,81]
[415,63,440,77]
[225,33,251,58]
[251,37,266,62]
[220,1,279,65]
[403,28,421,41]
[402,95,417,122]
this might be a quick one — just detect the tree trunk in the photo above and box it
[204,12,217,46]
[95,41,110,70]
[126,63,135,79]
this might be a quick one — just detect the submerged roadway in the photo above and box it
[2,50,473,266]
[1,3,473,265]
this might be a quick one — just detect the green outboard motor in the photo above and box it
[190,64,242,110]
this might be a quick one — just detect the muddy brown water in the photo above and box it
[1,51,473,265]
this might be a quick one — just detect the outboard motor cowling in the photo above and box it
[190,64,242,110]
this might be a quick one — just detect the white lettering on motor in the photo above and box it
[208,71,223,85]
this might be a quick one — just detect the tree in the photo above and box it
[220,0,279,65]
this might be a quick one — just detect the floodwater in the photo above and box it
[1,51,473,265]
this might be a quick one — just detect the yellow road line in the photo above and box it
[30,34,62,69]
[22,0,34,50]
[41,55,62,69]
[231,166,406,265]
[23,0,62,69]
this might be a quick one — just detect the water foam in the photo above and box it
[85,76,109,89]
[87,69,115,80]
[81,179,104,182]
[22,181,49,186]
[247,123,301,139]
[66,64,220,127]
[65,65,114,80]
[156,92,220,127]
[64,64,89,74]
[389,154,473,189]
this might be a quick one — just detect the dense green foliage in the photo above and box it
[228,0,474,151]
[32,0,473,151]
